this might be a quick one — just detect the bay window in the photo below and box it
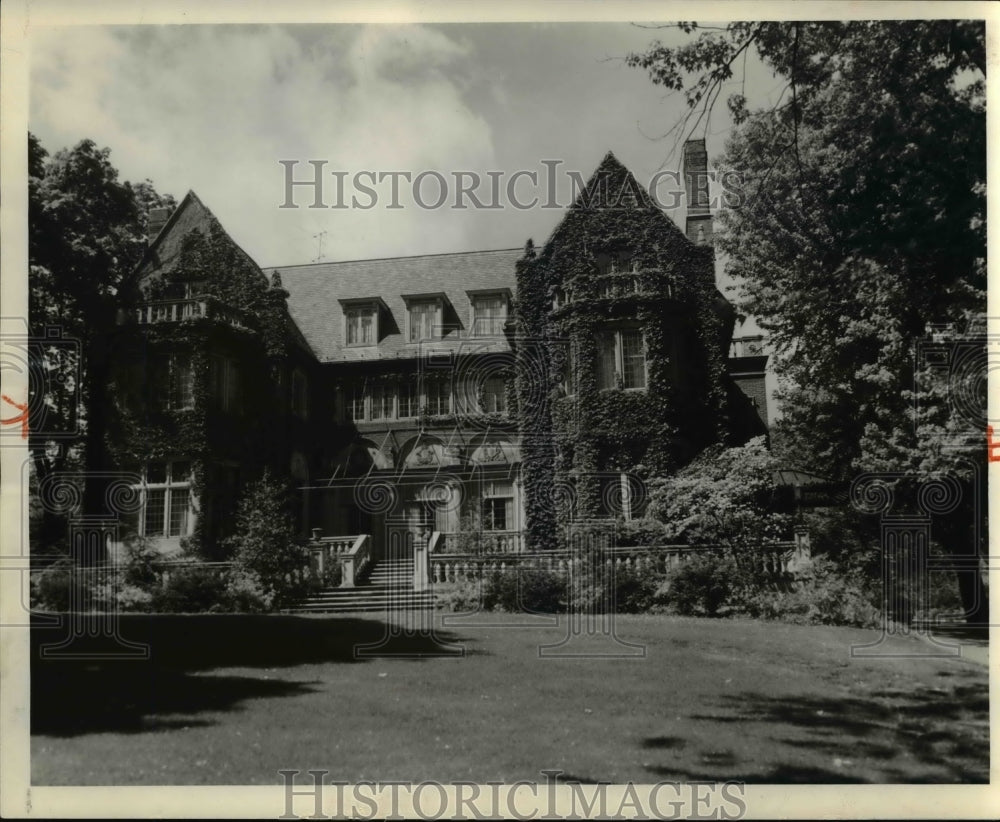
[136,461,193,538]
[597,328,647,390]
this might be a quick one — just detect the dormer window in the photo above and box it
[403,292,454,342]
[468,290,510,337]
[346,304,376,346]
[339,298,386,348]
[409,300,439,341]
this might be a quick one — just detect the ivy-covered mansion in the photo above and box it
[107,141,769,562]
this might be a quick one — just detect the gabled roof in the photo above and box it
[135,190,261,284]
[266,248,522,363]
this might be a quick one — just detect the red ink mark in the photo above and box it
[988,426,1000,463]
[1,394,28,439]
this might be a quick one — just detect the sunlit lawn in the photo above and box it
[31,612,988,784]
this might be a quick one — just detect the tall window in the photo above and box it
[560,353,575,397]
[472,295,507,336]
[369,383,394,421]
[349,382,367,421]
[597,329,647,390]
[210,355,240,412]
[424,379,451,415]
[291,368,309,419]
[479,376,506,414]
[137,461,192,538]
[620,330,646,389]
[483,481,514,531]
[409,300,439,341]
[345,304,377,346]
[397,378,417,419]
[166,354,194,410]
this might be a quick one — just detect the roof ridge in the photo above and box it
[264,246,522,272]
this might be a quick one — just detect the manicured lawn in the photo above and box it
[31,612,987,784]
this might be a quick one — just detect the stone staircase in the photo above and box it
[288,557,436,613]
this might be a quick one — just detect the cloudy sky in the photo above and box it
[30,22,778,273]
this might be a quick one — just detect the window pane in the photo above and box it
[147,463,167,484]
[398,380,415,418]
[425,379,450,415]
[621,330,646,389]
[597,335,617,389]
[482,377,505,413]
[169,488,190,536]
[410,302,437,341]
[349,383,366,420]
[170,355,194,409]
[370,384,394,420]
[474,297,506,336]
[144,489,166,536]
[171,461,191,482]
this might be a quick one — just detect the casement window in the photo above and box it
[597,250,637,277]
[137,461,192,538]
[408,300,440,342]
[561,354,576,397]
[472,295,508,336]
[482,481,514,531]
[210,355,241,413]
[424,379,452,415]
[479,376,506,414]
[349,382,367,421]
[597,328,647,390]
[345,304,377,347]
[397,378,417,419]
[369,383,395,421]
[291,368,309,419]
[166,354,194,411]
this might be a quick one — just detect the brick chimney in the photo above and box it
[147,207,171,244]
[683,139,713,246]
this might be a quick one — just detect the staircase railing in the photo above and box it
[340,534,372,588]
[307,532,364,577]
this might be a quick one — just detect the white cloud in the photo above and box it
[30,24,499,265]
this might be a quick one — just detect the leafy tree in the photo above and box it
[647,435,791,552]
[628,21,987,621]
[28,133,175,533]
[222,469,311,608]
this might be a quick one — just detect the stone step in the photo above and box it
[290,592,437,613]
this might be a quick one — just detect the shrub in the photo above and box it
[647,436,793,550]
[224,568,272,613]
[120,534,162,589]
[485,566,566,613]
[658,551,736,616]
[567,553,662,613]
[31,560,77,612]
[614,517,670,548]
[739,558,882,628]
[152,567,229,613]
[222,468,312,608]
[115,583,154,613]
[433,579,486,613]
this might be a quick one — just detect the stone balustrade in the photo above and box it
[125,296,251,331]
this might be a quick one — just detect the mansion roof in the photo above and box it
[265,249,522,363]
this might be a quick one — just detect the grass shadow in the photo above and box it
[31,613,473,737]
[671,685,989,783]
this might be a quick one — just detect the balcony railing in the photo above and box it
[125,296,252,331]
